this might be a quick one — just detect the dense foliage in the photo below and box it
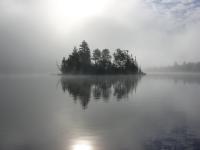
[59,41,143,74]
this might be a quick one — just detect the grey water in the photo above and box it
[1,73,200,150]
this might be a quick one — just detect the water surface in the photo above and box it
[1,73,200,150]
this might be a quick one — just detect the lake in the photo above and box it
[1,73,200,150]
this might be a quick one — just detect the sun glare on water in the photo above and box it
[71,140,93,150]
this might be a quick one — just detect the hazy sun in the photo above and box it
[46,0,111,33]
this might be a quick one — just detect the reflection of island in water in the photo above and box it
[60,75,142,109]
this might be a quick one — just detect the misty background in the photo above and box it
[0,0,200,73]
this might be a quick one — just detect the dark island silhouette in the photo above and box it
[58,40,145,75]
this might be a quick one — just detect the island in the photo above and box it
[58,40,145,75]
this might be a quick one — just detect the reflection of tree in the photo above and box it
[113,79,139,100]
[61,78,91,109]
[92,79,112,101]
[60,75,142,109]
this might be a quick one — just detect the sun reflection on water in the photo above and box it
[71,140,93,150]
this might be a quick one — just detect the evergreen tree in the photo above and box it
[113,49,128,69]
[92,49,101,65]
[79,40,91,65]
[67,47,80,72]
[78,40,91,72]
[101,49,111,63]
[61,57,67,73]
[100,49,112,70]
[113,49,138,73]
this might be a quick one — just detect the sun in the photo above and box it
[46,0,111,33]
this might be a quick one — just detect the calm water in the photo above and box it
[1,73,200,150]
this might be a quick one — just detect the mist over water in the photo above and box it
[1,73,200,150]
[0,0,200,149]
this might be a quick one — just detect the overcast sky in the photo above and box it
[0,0,200,73]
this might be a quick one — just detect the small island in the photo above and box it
[58,40,145,75]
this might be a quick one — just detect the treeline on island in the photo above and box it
[59,40,144,75]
